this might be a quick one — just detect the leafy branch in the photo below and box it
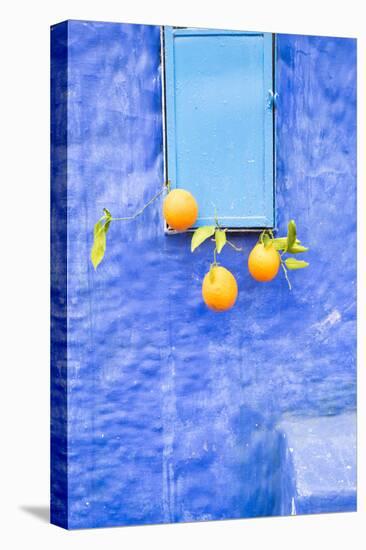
[91,183,309,296]
[260,220,309,289]
[191,214,243,280]
[91,185,168,270]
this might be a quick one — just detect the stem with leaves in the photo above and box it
[91,185,309,293]
[258,220,310,290]
[191,213,244,280]
[91,183,169,269]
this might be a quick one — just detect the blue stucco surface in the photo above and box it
[51,21,357,529]
[279,413,356,514]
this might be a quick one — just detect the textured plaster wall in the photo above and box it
[51,21,356,528]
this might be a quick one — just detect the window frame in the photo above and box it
[161,26,277,233]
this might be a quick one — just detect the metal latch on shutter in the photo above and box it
[267,90,278,110]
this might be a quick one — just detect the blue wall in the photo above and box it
[51,21,356,528]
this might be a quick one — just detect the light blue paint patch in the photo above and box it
[164,27,274,228]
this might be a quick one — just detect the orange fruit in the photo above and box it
[248,242,280,282]
[163,189,198,231]
[202,266,238,312]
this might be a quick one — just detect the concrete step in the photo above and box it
[278,412,356,514]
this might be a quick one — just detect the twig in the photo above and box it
[281,261,292,291]
[214,207,220,229]
[226,240,243,252]
[111,187,165,222]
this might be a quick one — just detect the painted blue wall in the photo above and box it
[51,21,356,529]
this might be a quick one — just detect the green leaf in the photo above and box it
[286,220,297,252]
[272,237,288,251]
[215,229,227,253]
[288,243,309,254]
[285,258,309,270]
[191,226,215,252]
[91,220,110,270]
[262,233,271,248]
[103,208,112,219]
[273,237,301,251]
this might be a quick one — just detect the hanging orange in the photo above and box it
[202,266,238,312]
[248,242,280,282]
[163,189,198,231]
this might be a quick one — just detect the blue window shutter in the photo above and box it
[164,27,275,228]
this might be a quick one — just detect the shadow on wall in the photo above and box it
[171,404,295,522]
